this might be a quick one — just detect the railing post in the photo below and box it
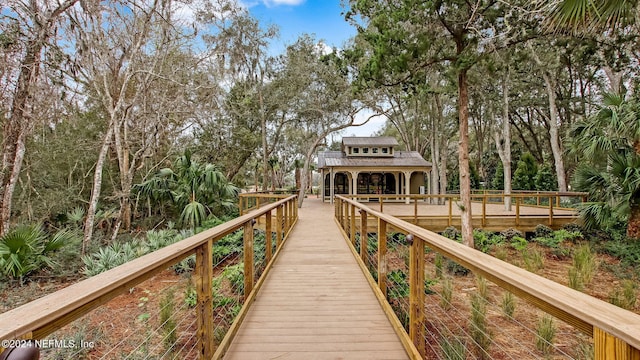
[350,204,356,245]
[482,195,487,227]
[265,210,272,263]
[549,196,554,226]
[448,196,453,227]
[196,239,214,360]
[594,327,640,359]
[276,205,283,248]
[408,234,425,356]
[556,193,560,208]
[244,220,254,299]
[378,218,387,298]
[413,198,418,224]
[380,196,384,212]
[516,197,520,226]
[359,209,367,261]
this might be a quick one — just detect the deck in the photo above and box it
[224,198,409,359]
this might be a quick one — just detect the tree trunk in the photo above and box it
[83,125,114,254]
[458,69,473,248]
[494,68,512,211]
[541,72,568,192]
[0,38,43,235]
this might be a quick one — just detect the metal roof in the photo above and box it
[341,137,399,147]
[317,150,432,169]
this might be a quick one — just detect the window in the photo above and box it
[353,147,360,154]
[372,148,379,154]
[381,147,388,154]
[363,147,369,154]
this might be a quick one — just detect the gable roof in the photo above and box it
[342,136,399,147]
[318,150,432,169]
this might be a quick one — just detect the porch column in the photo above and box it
[395,173,401,201]
[330,167,335,204]
[320,169,325,202]
[404,170,412,204]
[350,171,359,197]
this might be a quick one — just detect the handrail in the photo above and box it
[335,195,640,359]
[238,192,292,215]
[0,195,298,359]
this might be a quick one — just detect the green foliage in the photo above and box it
[184,282,197,308]
[222,264,245,296]
[474,230,504,253]
[134,150,239,229]
[440,336,466,360]
[435,253,444,278]
[501,292,516,318]
[568,266,584,291]
[572,244,598,286]
[513,153,538,190]
[571,92,640,235]
[442,226,460,241]
[440,276,453,310]
[0,225,76,281]
[534,224,553,239]
[387,270,409,299]
[510,236,528,251]
[500,228,524,241]
[470,293,491,359]
[522,248,545,273]
[535,314,556,355]
[159,291,177,353]
[534,165,558,191]
[491,162,504,190]
[476,276,489,302]
[609,280,637,310]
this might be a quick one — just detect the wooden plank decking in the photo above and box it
[224,197,409,360]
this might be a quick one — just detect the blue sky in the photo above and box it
[244,0,385,137]
[245,0,356,54]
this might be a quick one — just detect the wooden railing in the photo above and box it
[346,192,587,231]
[335,195,640,359]
[238,192,297,216]
[0,195,298,360]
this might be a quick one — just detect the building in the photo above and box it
[317,137,432,203]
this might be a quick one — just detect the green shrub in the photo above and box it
[470,293,491,359]
[522,248,545,273]
[442,226,460,240]
[568,266,584,291]
[501,292,516,318]
[387,270,409,299]
[441,336,466,360]
[535,314,556,355]
[609,280,637,310]
[500,228,523,241]
[573,244,598,285]
[510,236,528,251]
[440,277,453,310]
[534,224,553,239]
[159,291,177,353]
[0,225,76,282]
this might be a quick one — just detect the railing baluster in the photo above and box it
[350,204,356,245]
[378,218,387,298]
[265,210,272,263]
[549,195,554,226]
[360,210,368,262]
[196,239,213,360]
[244,221,254,299]
[276,205,283,249]
[408,234,425,357]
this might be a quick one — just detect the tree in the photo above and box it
[547,0,638,34]
[513,153,539,191]
[571,91,640,238]
[0,0,79,235]
[134,151,238,230]
[346,0,530,246]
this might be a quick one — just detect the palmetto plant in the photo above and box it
[571,92,640,238]
[0,225,75,282]
[134,151,239,230]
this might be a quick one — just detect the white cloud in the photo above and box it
[262,0,305,6]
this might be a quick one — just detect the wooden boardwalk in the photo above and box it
[224,197,409,360]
